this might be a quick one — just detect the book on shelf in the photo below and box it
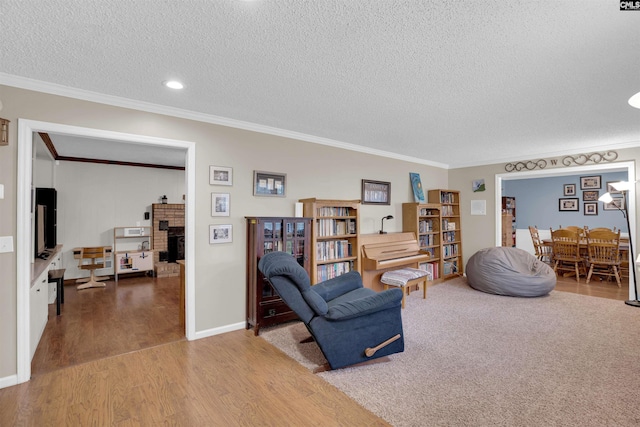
[419,261,439,280]
[316,261,353,282]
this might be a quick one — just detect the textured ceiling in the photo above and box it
[2,1,640,168]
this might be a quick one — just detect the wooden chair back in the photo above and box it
[550,228,580,262]
[565,226,585,238]
[585,229,621,265]
[529,226,552,262]
[78,246,108,271]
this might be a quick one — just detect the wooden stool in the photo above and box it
[48,268,66,315]
[381,268,431,309]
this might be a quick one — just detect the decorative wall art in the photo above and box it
[254,171,286,197]
[584,202,598,216]
[410,173,425,202]
[580,175,601,190]
[472,179,486,192]
[209,166,233,186]
[211,192,230,217]
[563,184,576,196]
[209,224,232,244]
[603,198,624,211]
[559,198,579,211]
[362,179,391,205]
[582,191,599,202]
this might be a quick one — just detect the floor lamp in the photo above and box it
[599,181,640,307]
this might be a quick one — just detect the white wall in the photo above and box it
[55,161,185,279]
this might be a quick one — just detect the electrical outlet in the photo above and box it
[0,236,14,253]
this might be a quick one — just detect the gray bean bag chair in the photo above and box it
[466,247,556,297]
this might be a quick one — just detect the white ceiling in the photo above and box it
[2,1,640,169]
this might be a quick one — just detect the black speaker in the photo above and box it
[144,212,150,220]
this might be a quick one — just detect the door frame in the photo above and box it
[16,119,196,383]
[494,160,636,300]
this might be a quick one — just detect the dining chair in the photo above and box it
[565,225,586,239]
[528,226,552,264]
[585,229,622,287]
[550,228,585,282]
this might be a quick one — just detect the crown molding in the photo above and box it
[0,73,450,169]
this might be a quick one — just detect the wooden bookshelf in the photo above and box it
[427,190,463,279]
[299,198,360,285]
[402,202,442,282]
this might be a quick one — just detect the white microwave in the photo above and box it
[124,227,145,237]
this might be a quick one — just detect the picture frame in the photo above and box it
[582,190,599,202]
[607,181,622,194]
[584,202,598,216]
[209,165,233,186]
[253,170,286,197]
[209,224,232,244]
[603,198,625,211]
[558,198,579,211]
[563,184,576,196]
[580,175,601,190]
[472,179,486,192]
[361,179,391,205]
[211,192,230,217]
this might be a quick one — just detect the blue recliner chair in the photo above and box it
[258,251,405,370]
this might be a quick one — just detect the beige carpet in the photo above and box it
[261,278,640,426]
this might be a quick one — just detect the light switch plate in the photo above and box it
[0,236,14,253]
[0,184,4,199]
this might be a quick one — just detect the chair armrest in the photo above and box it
[325,288,403,320]
[313,271,363,301]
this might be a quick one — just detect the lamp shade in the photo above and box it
[598,192,614,203]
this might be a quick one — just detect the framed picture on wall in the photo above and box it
[209,224,232,244]
[603,198,625,211]
[580,175,601,189]
[582,190,599,201]
[607,181,622,194]
[584,202,598,215]
[564,184,576,196]
[361,179,391,205]
[559,198,579,211]
[253,170,286,197]
[209,166,233,186]
[211,192,230,217]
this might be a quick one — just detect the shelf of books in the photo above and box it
[402,202,442,283]
[427,190,463,279]
[299,198,361,284]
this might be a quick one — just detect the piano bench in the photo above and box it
[381,268,431,309]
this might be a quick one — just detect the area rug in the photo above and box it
[261,278,640,426]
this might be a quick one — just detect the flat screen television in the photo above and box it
[35,204,47,258]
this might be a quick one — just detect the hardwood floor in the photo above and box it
[31,274,184,377]
[0,269,630,425]
[554,270,630,301]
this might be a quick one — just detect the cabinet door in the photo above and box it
[260,219,283,300]
[30,271,48,360]
[283,219,311,273]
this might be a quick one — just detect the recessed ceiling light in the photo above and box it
[629,91,640,109]
[163,80,184,90]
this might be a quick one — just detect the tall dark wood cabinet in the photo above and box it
[246,217,311,335]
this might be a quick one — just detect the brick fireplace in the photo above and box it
[152,203,185,278]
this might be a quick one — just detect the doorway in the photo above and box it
[16,119,196,384]
[494,161,636,301]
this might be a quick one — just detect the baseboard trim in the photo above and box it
[194,321,245,340]
[0,374,19,390]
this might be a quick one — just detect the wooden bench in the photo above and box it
[380,267,431,309]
